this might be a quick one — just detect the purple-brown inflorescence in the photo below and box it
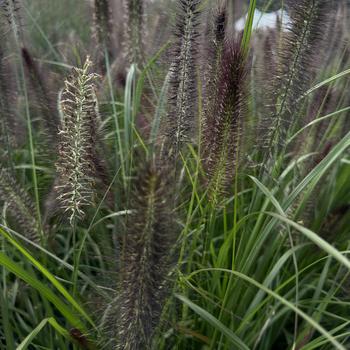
[0,2,26,155]
[201,1,227,106]
[201,38,248,204]
[0,45,23,155]
[0,169,39,242]
[161,0,202,160]
[0,0,23,42]
[21,47,60,143]
[123,0,145,66]
[116,154,176,349]
[92,0,114,69]
[263,0,335,157]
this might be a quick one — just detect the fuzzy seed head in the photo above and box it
[55,58,100,225]
[0,169,39,242]
[116,156,176,349]
[161,0,202,160]
[262,0,335,155]
[202,40,248,203]
[123,0,145,66]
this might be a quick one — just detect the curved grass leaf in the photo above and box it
[266,213,350,271]
[0,227,95,329]
[175,294,250,350]
[305,68,350,96]
[0,252,85,331]
[186,269,346,350]
[17,317,70,350]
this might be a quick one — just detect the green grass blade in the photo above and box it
[286,131,350,208]
[17,317,70,350]
[0,283,15,349]
[266,213,350,271]
[175,294,250,350]
[288,106,350,144]
[305,68,350,96]
[249,176,285,215]
[0,227,95,329]
[124,63,137,171]
[241,0,256,57]
[0,252,85,331]
[187,269,346,350]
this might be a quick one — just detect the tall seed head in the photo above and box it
[262,0,335,157]
[161,0,202,160]
[21,47,60,144]
[0,45,23,155]
[0,169,39,242]
[116,155,177,349]
[123,0,145,66]
[55,58,100,225]
[92,0,113,65]
[201,39,248,204]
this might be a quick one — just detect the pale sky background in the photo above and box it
[235,8,291,31]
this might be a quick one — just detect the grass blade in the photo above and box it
[0,252,85,331]
[241,0,256,58]
[17,317,70,350]
[0,227,95,329]
[187,270,346,350]
[266,213,350,271]
[175,294,250,350]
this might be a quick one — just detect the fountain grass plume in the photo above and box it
[21,47,60,143]
[116,154,177,349]
[161,0,202,160]
[92,0,113,65]
[0,169,40,242]
[0,45,22,154]
[201,38,248,204]
[123,0,144,66]
[263,0,335,157]
[55,57,100,225]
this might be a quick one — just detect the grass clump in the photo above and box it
[0,0,349,349]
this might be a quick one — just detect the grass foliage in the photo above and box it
[0,0,349,349]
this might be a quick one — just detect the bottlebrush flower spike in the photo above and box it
[0,45,23,153]
[201,2,227,150]
[92,0,113,61]
[116,155,177,349]
[123,0,145,66]
[21,47,60,143]
[0,0,23,40]
[55,58,100,225]
[202,39,248,204]
[202,2,226,99]
[263,0,335,156]
[161,0,202,160]
[0,169,39,242]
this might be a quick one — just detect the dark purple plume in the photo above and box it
[261,0,336,157]
[202,38,249,203]
[21,47,60,143]
[161,0,202,160]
